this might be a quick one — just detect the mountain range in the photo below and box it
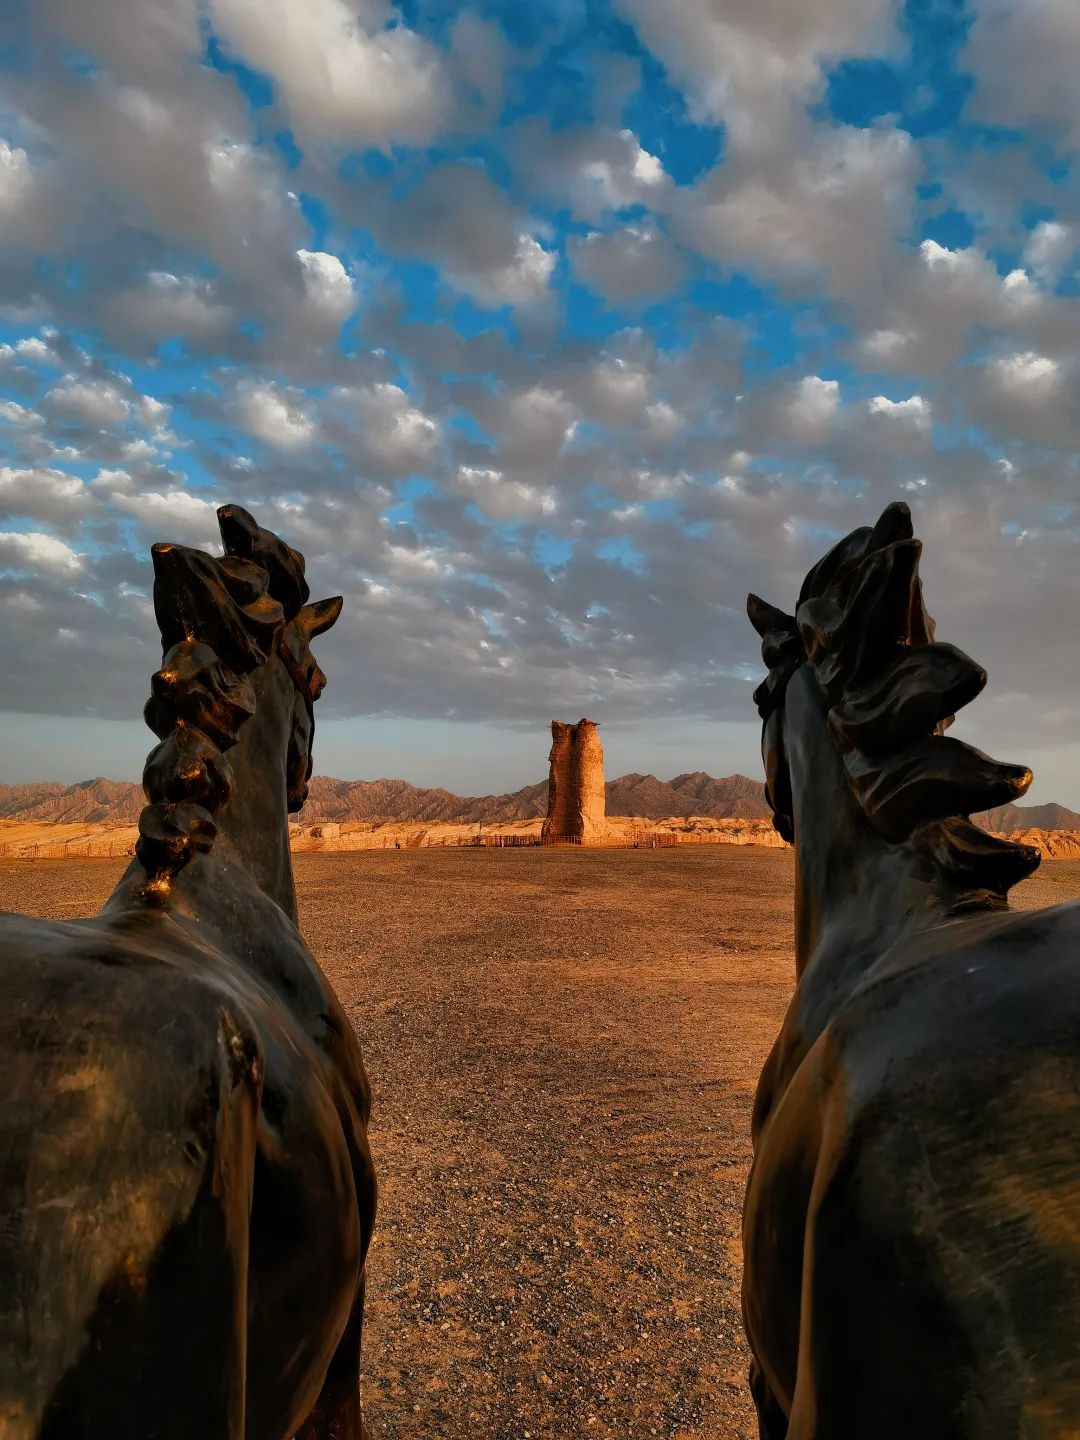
[0,773,771,825]
[1,775,1077,832]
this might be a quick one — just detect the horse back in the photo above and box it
[795,902,1080,1438]
[0,910,263,1437]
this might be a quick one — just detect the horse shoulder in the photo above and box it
[788,909,1080,1437]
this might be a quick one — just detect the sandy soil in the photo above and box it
[3,849,1079,1440]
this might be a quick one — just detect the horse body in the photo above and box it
[746,901,1080,1439]
[743,505,1080,1438]
[0,509,375,1438]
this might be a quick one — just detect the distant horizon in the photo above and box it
[0,702,1074,812]
[2,741,1076,814]
[4,2,1080,830]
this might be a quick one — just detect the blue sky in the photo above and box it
[0,0,1078,799]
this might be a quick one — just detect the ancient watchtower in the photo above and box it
[540,718,607,844]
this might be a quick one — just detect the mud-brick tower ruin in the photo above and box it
[540,718,607,844]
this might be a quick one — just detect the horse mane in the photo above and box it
[136,505,310,896]
[748,501,1040,906]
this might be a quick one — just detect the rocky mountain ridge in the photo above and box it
[3,775,1077,831]
[0,772,771,825]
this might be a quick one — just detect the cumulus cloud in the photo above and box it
[675,125,917,301]
[363,163,556,311]
[964,0,1080,152]
[0,141,39,235]
[1023,220,1075,286]
[786,376,840,439]
[868,394,932,429]
[93,472,222,548]
[209,0,452,147]
[31,0,202,81]
[334,382,440,473]
[0,530,82,575]
[452,465,556,521]
[297,248,356,324]
[454,233,555,310]
[569,224,687,302]
[512,123,671,225]
[0,467,93,528]
[110,271,233,342]
[617,0,899,148]
[849,236,1077,377]
[964,349,1079,447]
[45,376,130,427]
[488,385,578,469]
[234,378,316,449]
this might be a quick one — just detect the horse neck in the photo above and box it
[783,665,949,1003]
[207,652,299,921]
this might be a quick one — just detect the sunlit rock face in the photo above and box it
[541,718,608,844]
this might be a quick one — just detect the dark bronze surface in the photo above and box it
[741,500,1080,1437]
[0,507,375,1439]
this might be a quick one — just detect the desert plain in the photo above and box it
[5,846,1080,1440]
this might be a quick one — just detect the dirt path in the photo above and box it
[4,848,1077,1439]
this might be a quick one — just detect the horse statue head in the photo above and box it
[747,499,1039,918]
[135,504,342,905]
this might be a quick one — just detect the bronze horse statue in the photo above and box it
[1,507,376,1439]
[742,501,1080,1438]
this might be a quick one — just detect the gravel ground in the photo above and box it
[4,849,1079,1440]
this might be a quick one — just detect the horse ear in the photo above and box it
[298,596,344,638]
[867,501,913,552]
[747,593,796,639]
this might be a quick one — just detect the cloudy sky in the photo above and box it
[0,0,1078,799]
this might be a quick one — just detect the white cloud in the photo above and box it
[234,378,316,448]
[135,395,170,432]
[209,0,452,147]
[590,358,653,420]
[860,327,916,363]
[788,375,839,435]
[964,0,1080,151]
[617,0,898,148]
[34,0,202,81]
[382,541,448,580]
[99,481,221,548]
[451,233,555,309]
[1023,220,1074,285]
[112,271,232,340]
[853,239,1056,376]
[46,82,304,293]
[569,224,687,302]
[454,465,556,520]
[297,248,356,324]
[631,142,664,186]
[579,131,668,209]
[868,393,932,429]
[0,466,93,526]
[629,469,689,500]
[676,125,916,300]
[993,350,1063,396]
[345,383,440,470]
[372,164,555,311]
[0,400,38,425]
[499,386,578,466]
[514,124,672,225]
[0,141,37,226]
[45,376,131,427]
[0,336,60,367]
[0,530,82,574]
[965,349,1077,447]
